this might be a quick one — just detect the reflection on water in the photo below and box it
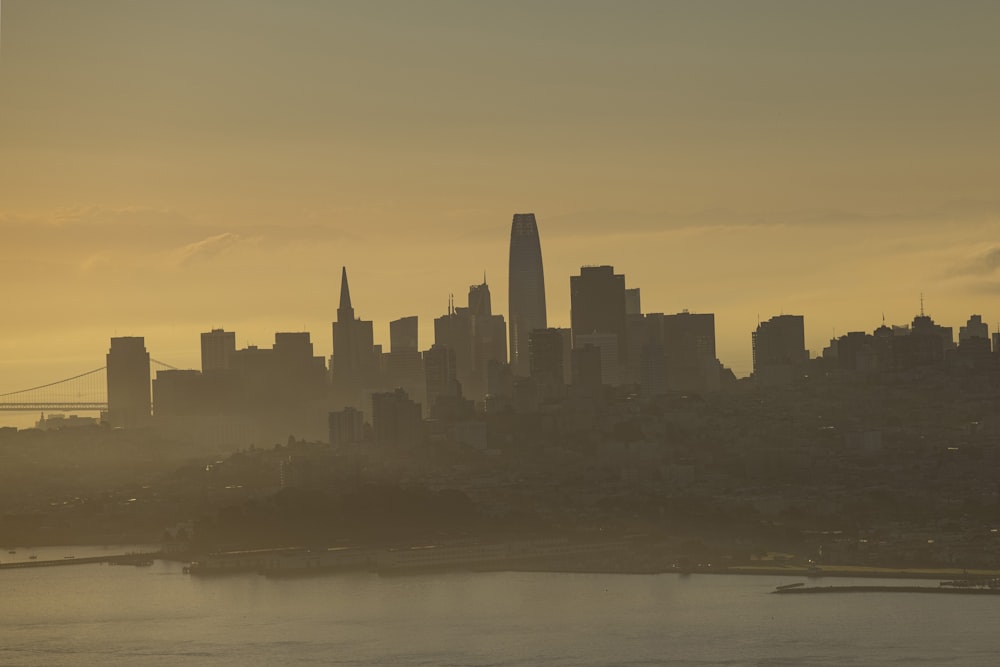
[2,563,1000,666]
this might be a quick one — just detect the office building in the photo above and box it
[331,267,377,406]
[371,388,422,447]
[529,328,571,398]
[389,316,419,353]
[752,315,807,384]
[200,328,235,373]
[574,332,621,386]
[329,407,365,445]
[508,213,547,376]
[662,311,718,392]
[571,265,627,372]
[960,314,989,349]
[106,336,151,428]
[434,279,507,401]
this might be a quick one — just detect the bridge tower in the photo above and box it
[106,337,151,428]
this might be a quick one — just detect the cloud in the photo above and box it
[169,232,249,267]
[80,253,111,272]
[945,246,1000,279]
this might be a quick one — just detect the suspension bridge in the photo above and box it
[0,360,178,412]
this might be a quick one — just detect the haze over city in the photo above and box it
[4,3,1000,664]
[2,0,1000,396]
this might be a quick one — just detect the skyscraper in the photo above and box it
[508,213,547,377]
[752,315,808,385]
[106,336,151,428]
[389,316,419,354]
[332,267,376,406]
[200,328,235,373]
[434,279,507,401]
[570,265,627,357]
[385,315,425,409]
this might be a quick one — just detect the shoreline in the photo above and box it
[7,541,1000,583]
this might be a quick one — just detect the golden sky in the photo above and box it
[2,0,1000,402]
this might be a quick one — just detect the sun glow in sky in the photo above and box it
[2,1,1000,406]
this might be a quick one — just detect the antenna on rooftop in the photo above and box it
[920,292,925,317]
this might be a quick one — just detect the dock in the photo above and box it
[0,552,160,570]
[774,585,1000,595]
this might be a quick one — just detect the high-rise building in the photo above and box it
[894,311,953,367]
[200,328,235,373]
[752,315,808,384]
[960,314,989,348]
[573,332,621,386]
[571,265,627,363]
[508,213,547,377]
[571,344,603,391]
[434,279,507,401]
[529,327,572,387]
[106,336,151,428]
[228,332,327,409]
[331,267,376,406]
[424,343,461,415]
[389,316,419,354]
[371,388,422,447]
[329,407,365,445]
[384,316,425,410]
[625,288,642,316]
[661,311,718,391]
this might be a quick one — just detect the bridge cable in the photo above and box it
[0,367,107,398]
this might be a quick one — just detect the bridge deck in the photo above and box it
[0,403,107,411]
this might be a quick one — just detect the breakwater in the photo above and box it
[0,552,159,570]
[774,585,1000,595]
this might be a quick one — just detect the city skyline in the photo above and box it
[3,2,1000,393]
[5,5,1000,659]
[2,237,999,414]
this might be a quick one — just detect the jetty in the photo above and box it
[774,584,1000,596]
[0,552,159,570]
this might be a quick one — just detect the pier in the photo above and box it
[0,552,160,570]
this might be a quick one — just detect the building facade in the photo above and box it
[106,336,151,428]
[508,213,547,377]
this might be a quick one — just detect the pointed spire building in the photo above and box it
[331,266,376,407]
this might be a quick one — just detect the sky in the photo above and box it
[2,0,1000,406]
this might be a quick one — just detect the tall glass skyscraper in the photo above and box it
[508,213,547,376]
